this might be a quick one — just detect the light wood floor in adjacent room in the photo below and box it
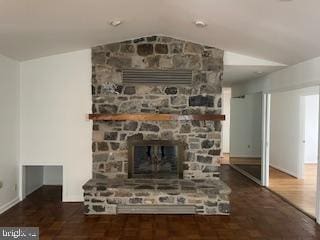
[269,164,317,217]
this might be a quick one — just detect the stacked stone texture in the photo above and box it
[91,35,224,180]
[83,178,231,215]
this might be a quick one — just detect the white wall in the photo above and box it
[20,49,92,201]
[303,95,319,164]
[24,166,43,197]
[0,54,20,213]
[270,90,302,177]
[43,166,63,185]
[222,88,231,153]
[230,93,262,158]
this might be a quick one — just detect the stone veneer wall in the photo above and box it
[91,36,224,180]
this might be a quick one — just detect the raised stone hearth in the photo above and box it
[83,178,231,215]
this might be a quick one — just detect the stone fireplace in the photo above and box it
[83,35,231,215]
[91,35,223,180]
[128,140,184,179]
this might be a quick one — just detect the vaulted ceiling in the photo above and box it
[0,0,319,64]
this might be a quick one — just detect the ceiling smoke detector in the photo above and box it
[110,20,122,27]
[194,20,207,28]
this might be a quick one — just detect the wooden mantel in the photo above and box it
[88,113,225,121]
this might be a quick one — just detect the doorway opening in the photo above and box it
[229,92,264,184]
[22,165,63,202]
[268,86,319,217]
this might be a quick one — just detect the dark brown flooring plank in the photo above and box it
[0,165,320,239]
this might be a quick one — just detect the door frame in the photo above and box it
[298,95,306,179]
[265,86,320,223]
[229,92,270,186]
[297,93,320,179]
[261,93,271,187]
[316,87,320,224]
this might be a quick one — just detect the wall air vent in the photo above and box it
[122,69,192,85]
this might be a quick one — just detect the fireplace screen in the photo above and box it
[128,140,184,179]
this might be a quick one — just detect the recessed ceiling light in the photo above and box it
[194,20,207,28]
[110,20,122,27]
[254,71,264,75]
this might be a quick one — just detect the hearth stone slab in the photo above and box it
[83,178,231,215]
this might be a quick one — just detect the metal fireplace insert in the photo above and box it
[128,140,184,179]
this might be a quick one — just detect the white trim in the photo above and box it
[316,86,320,224]
[261,93,270,187]
[222,87,231,153]
[298,96,306,179]
[270,164,299,178]
[20,162,63,166]
[19,164,24,201]
[316,161,320,224]
[0,197,20,214]
[265,94,271,186]
[62,196,83,202]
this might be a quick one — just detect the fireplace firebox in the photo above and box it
[128,140,184,179]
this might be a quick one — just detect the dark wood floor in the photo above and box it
[1,165,320,240]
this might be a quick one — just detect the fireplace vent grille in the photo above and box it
[117,205,196,214]
[122,69,192,85]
